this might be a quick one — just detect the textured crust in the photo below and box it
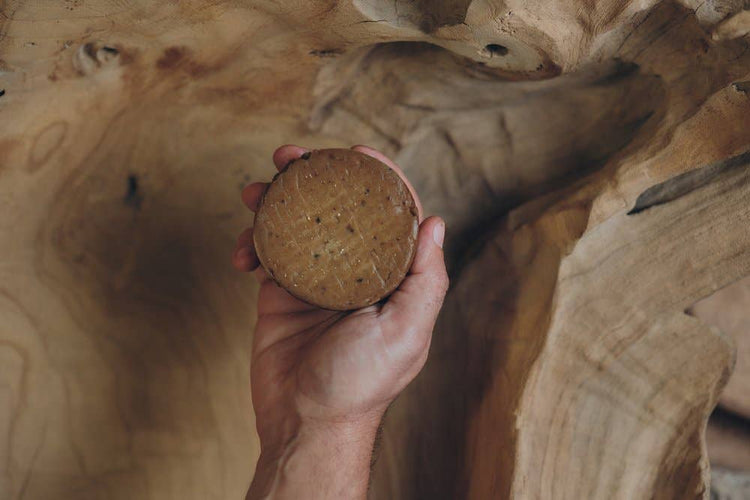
[254,148,419,310]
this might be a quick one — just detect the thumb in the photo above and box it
[381,216,449,336]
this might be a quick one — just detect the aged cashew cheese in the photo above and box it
[254,148,419,310]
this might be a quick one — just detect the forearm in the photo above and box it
[247,419,379,500]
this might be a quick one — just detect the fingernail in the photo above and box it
[433,220,445,248]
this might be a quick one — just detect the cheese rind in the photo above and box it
[254,148,419,310]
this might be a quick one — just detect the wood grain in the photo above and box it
[1,1,749,499]
[691,277,750,420]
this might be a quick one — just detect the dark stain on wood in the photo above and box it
[157,46,187,70]
[155,46,219,77]
[100,46,119,56]
[592,60,640,86]
[628,149,750,215]
[82,42,97,60]
[124,174,143,210]
[309,49,344,57]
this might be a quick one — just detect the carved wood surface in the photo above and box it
[691,277,750,420]
[1,1,749,499]
[694,277,750,477]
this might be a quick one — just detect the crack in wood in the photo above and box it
[627,150,750,215]
[124,174,143,210]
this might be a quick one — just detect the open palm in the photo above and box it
[232,144,448,440]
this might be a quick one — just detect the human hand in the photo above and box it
[233,144,448,499]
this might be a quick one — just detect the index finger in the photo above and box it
[272,144,311,171]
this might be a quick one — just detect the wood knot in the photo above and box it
[72,42,122,75]
[482,44,508,57]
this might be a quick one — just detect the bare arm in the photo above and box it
[247,417,379,499]
[233,144,448,500]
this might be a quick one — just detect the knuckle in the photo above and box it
[435,270,450,296]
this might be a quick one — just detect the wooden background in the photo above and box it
[1,1,750,498]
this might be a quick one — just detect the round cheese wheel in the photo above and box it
[254,148,419,310]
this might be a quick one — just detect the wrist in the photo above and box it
[256,406,384,453]
[249,412,383,499]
